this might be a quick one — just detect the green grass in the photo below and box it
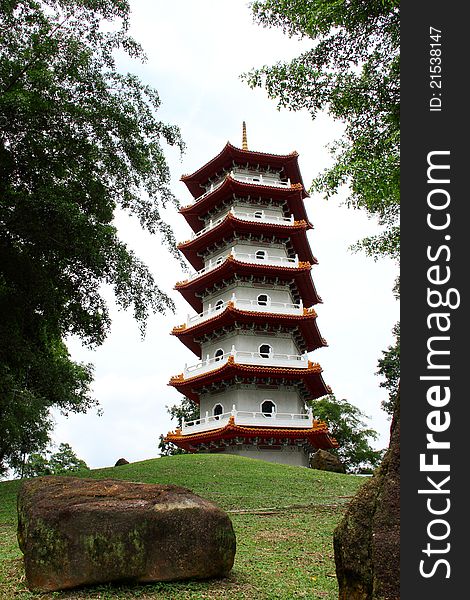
[0,454,365,599]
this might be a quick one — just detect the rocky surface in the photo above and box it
[333,396,400,600]
[309,449,346,474]
[17,476,236,592]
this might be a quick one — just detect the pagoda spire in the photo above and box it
[242,121,248,150]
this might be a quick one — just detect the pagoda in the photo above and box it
[165,124,337,466]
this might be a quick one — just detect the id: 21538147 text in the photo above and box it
[429,26,443,112]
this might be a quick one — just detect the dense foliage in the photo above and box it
[0,0,183,474]
[244,0,400,260]
[310,395,383,472]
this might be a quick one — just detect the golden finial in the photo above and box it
[242,121,248,150]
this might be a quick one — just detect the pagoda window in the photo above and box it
[215,299,224,310]
[255,249,266,260]
[261,400,276,416]
[213,403,224,417]
[259,344,272,358]
[254,210,263,219]
[214,348,224,361]
[257,293,270,306]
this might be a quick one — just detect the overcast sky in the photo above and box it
[54,0,399,469]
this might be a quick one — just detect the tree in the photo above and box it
[310,395,383,473]
[48,442,88,475]
[21,452,51,478]
[22,442,88,478]
[1,337,94,477]
[157,435,186,457]
[376,322,400,417]
[0,0,184,475]
[158,397,199,457]
[244,0,400,261]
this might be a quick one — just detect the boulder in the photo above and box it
[17,477,236,592]
[114,458,129,466]
[310,449,346,474]
[334,395,400,600]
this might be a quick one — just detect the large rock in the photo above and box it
[310,449,346,473]
[17,477,236,592]
[333,395,400,600]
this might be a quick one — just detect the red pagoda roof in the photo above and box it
[178,212,315,270]
[181,143,306,198]
[168,358,330,403]
[174,256,321,313]
[165,417,338,452]
[172,303,327,357]
[180,176,311,233]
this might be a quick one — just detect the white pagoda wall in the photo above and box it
[202,284,296,309]
[205,240,289,268]
[200,332,301,359]
[199,386,305,417]
[204,201,286,227]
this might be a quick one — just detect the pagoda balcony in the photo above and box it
[193,171,292,204]
[184,296,304,328]
[184,250,299,283]
[181,407,314,435]
[183,347,309,379]
[190,209,295,241]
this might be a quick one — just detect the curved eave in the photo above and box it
[168,360,330,404]
[180,177,310,233]
[172,305,327,357]
[178,214,315,270]
[181,142,306,198]
[174,257,321,313]
[166,419,338,452]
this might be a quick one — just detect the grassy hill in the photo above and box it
[0,454,365,599]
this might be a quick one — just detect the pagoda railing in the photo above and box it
[183,348,309,379]
[234,297,303,314]
[182,411,233,434]
[181,407,314,435]
[183,250,299,283]
[233,209,294,225]
[183,253,231,282]
[234,349,308,369]
[193,179,225,203]
[234,250,298,267]
[230,171,291,189]
[183,297,303,328]
[190,215,226,240]
[192,171,292,204]
[189,209,295,241]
